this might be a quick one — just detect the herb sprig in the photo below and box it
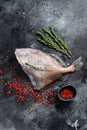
[26,63,52,71]
[36,27,72,59]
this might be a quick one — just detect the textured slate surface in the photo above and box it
[0,0,87,130]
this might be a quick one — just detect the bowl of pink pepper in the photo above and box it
[58,85,77,101]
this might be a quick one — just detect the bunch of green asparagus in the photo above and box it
[36,27,72,59]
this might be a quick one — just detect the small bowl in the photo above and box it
[58,85,77,101]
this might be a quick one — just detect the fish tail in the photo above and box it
[72,56,83,71]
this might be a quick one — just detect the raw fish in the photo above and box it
[15,48,83,91]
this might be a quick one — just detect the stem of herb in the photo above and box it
[50,26,72,56]
[42,28,71,57]
[26,63,52,71]
[36,27,72,59]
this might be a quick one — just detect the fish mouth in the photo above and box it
[15,49,22,65]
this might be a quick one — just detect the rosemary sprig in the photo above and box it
[26,63,52,71]
[37,38,71,58]
[42,27,67,52]
[36,27,72,59]
[50,27,72,56]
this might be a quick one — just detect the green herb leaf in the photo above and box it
[36,27,72,59]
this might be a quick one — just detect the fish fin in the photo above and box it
[28,74,43,90]
[29,74,37,87]
[26,73,46,91]
[72,56,84,71]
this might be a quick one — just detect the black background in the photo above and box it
[0,0,87,130]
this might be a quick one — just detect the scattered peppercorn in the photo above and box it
[6,90,11,95]
[0,64,57,108]
[0,70,3,75]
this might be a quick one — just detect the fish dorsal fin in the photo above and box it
[47,53,66,67]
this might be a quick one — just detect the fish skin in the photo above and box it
[15,48,83,91]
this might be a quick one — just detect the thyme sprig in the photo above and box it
[26,63,52,71]
[36,27,72,59]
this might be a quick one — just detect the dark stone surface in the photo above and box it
[0,0,87,130]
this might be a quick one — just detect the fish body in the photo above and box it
[15,48,83,91]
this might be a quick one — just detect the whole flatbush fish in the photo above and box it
[15,48,83,91]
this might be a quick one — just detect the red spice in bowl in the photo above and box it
[58,85,77,101]
[60,88,74,99]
